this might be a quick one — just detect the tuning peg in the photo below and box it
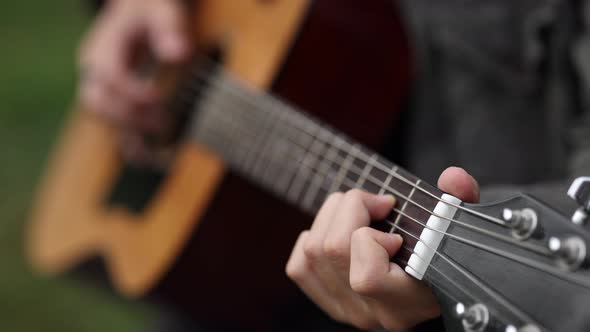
[505,325,541,332]
[567,177,590,225]
[455,303,489,332]
[502,208,538,240]
[548,236,587,270]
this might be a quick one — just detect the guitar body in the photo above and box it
[28,0,412,329]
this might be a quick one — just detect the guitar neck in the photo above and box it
[188,68,448,274]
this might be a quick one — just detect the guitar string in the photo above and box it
[197,122,542,327]
[211,69,509,225]
[180,60,510,228]
[202,106,551,257]
[392,249,540,331]
[382,0,479,309]
[197,110,590,291]
[172,55,554,331]
[390,225,543,327]
[339,173,541,327]
[191,82,551,257]
[394,247,510,325]
[388,207,590,289]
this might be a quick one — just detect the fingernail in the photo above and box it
[470,176,480,199]
[389,233,403,242]
[379,194,396,205]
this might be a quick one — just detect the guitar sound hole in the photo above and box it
[105,163,167,214]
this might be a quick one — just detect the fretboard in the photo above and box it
[187,68,446,264]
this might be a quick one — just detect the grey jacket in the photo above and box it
[400,0,590,215]
[399,1,590,331]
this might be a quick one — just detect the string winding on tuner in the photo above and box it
[567,177,590,225]
[501,208,538,240]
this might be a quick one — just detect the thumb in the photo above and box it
[356,191,397,220]
[437,166,480,203]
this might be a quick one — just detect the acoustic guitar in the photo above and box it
[27,1,590,331]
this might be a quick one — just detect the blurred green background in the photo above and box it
[0,1,152,331]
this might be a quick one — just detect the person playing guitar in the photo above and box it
[74,0,590,331]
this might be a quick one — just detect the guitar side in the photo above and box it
[26,0,311,297]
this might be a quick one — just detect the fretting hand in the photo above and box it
[286,167,480,331]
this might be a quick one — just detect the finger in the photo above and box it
[102,46,160,106]
[349,227,403,297]
[323,190,395,269]
[79,78,109,115]
[303,192,344,261]
[350,228,441,327]
[81,76,149,132]
[303,193,376,320]
[286,231,346,322]
[82,32,159,107]
[79,76,129,119]
[148,0,192,62]
[437,166,480,203]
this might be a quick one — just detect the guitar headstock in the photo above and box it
[425,177,590,332]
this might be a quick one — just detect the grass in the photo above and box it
[0,1,152,331]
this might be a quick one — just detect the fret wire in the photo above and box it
[241,98,277,174]
[204,105,416,217]
[193,88,438,238]
[197,96,289,186]
[249,98,288,183]
[198,89,245,164]
[264,111,311,196]
[208,114,558,287]
[391,179,421,234]
[286,118,318,203]
[193,71,500,229]
[198,111,374,213]
[285,113,322,204]
[328,143,359,193]
[356,153,377,187]
[210,112,560,290]
[266,127,298,194]
[211,94,252,167]
[271,117,303,195]
[205,72,511,226]
[191,69,439,202]
[198,118,552,261]
[200,105,431,223]
[378,165,398,194]
[301,129,338,210]
[199,102,235,162]
[191,94,230,156]
[296,124,327,206]
[215,97,247,164]
[190,74,552,259]
[198,114,307,197]
[201,71,444,202]
[202,85,310,194]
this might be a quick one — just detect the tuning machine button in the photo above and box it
[567,177,590,225]
[502,208,538,240]
[548,236,587,270]
[456,303,489,332]
[506,325,541,332]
